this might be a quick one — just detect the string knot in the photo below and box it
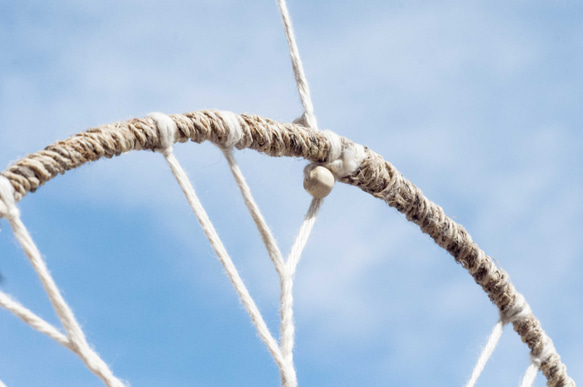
[500,293,531,325]
[292,112,317,129]
[499,294,555,369]
[213,111,243,149]
[314,130,365,179]
[148,112,177,156]
[0,176,20,221]
[530,334,556,368]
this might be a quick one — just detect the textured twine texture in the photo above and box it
[0,110,575,387]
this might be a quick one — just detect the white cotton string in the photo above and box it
[284,198,322,278]
[222,149,304,387]
[279,197,322,387]
[222,149,286,276]
[149,113,290,381]
[465,293,539,387]
[224,157,322,387]
[225,155,323,387]
[0,291,70,348]
[216,111,325,387]
[276,1,368,180]
[217,111,285,277]
[276,0,317,129]
[520,363,538,387]
[276,0,370,180]
[0,176,125,387]
[464,319,504,387]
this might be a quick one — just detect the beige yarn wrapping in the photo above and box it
[0,110,574,387]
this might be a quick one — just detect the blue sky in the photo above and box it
[0,0,582,386]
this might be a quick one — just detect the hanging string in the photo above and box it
[279,197,321,386]
[218,111,327,387]
[150,113,287,372]
[276,0,318,130]
[0,291,70,348]
[274,3,345,375]
[150,111,330,387]
[520,363,538,387]
[222,148,286,277]
[464,319,504,387]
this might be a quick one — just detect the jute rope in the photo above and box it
[0,110,575,387]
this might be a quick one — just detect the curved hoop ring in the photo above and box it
[0,110,574,386]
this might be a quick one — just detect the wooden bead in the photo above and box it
[304,165,335,198]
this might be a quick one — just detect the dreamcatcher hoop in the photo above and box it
[0,0,576,386]
[0,110,575,386]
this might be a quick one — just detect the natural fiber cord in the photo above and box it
[0,110,574,386]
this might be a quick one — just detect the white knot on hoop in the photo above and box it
[500,293,532,325]
[498,293,556,370]
[292,112,309,128]
[321,130,342,163]
[302,130,365,199]
[148,112,177,156]
[319,130,365,179]
[0,175,20,221]
[214,110,243,149]
[531,334,556,368]
[499,294,555,370]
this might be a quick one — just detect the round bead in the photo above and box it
[303,165,335,198]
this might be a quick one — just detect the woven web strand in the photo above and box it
[150,112,327,387]
[273,2,324,382]
[223,147,323,386]
[522,364,540,387]
[0,177,125,387]
[465,320,505,387]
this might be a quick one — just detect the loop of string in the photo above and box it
[0,176,126,387]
